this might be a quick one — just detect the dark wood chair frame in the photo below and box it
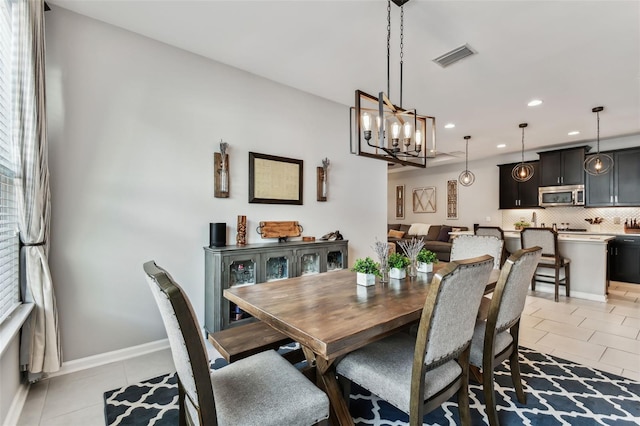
[340,255,494,426]
[480,247,542,426]
[144,261,217,426]
[145,262,327,426]
[521,228,570,302]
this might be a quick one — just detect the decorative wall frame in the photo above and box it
[395,185,405,219]
[412,187,436,213]
[447,180,458,219]
[249,152,303,205]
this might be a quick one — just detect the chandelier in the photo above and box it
[584,106,613,176]
[458,136,475,186]
[350,0,435,168]
[512,123,534,182]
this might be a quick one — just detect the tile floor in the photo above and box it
[16,281,640,426]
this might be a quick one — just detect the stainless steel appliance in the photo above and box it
[538,185,585,207]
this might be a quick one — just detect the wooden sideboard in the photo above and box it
[204,240,348,333]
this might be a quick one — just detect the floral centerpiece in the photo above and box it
[398,237,425,277]
[388,252,411,280]
[372,239,390,283]
[351,257,380,286]
[416,249,438,273]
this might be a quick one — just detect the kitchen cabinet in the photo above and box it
[498,161,540,209]
[585,147,640,207]
[609,236,640,284]
[538,146,586,186]
[204,239,348,332]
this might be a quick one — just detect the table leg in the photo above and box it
[301,347,354,426]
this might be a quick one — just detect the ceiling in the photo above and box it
[46,0,640,166]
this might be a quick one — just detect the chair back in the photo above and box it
[492,247,542,332]
[475,226,504,240]
[520,228,557,257]
[143,261,216,424]
[450,235,504,269]
[416,255,494,366]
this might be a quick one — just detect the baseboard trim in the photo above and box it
[48,339,170,378]
[4,381,30,426]
[531,281,607,302]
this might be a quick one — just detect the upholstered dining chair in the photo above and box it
[475,226,507,267]
[143,261,329,426]
[469,247,542,426]
[520,227,570,302]
[451,235,504,269]
[336,255,494,426]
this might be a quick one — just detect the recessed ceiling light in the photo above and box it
[527,99,543,107]
[444,123,455,129]
[568,131,580,136]
[497,144,506,148]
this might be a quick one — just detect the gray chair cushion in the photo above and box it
[336,333,461,415]
[450,235,504,269]
[469,320,513,367]
[211,350,329,426]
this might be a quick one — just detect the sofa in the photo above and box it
[387,223,469,262]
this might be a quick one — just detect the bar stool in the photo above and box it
[520,228,571,302]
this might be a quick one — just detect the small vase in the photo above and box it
[417,262,433,273]
[390,268,406,280]
[379,260,389,283]
[356,272,376,286]
[408,259,417,278]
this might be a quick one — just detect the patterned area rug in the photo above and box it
[104,347,640,425]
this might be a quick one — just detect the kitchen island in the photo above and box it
[504,231,615,302]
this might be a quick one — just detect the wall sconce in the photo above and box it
[317,158,330,201]
[214,140,229,198]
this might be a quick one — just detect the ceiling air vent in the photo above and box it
[433,44,476,68]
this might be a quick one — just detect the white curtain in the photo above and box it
[13,0,61,378]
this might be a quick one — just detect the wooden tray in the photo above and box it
[256,221,303,239]
[624,226,640,234]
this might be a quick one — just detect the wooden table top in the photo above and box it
[224,265,499,362]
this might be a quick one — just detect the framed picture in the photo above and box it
[249,152,303,205]
[413,187,436,213]
[395,185,405,219]
[447,180,458,219]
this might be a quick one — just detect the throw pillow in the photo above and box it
[437,226,453,242]
[426,225,441,241]
[408,223,431,236]
[388,229,405,239]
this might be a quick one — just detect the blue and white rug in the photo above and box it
[104,347,640,425]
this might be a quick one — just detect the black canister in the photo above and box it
[209,223,226,247]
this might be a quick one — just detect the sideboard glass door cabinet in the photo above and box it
[204,240,348,333]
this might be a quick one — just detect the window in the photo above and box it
[0,0,19,323]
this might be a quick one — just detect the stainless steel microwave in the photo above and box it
[538,185,585,207]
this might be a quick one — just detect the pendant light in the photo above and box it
[512,123,534,182]
[584,106,613,176]
[458,135,475,186]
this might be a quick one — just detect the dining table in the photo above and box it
[224,262,500,426]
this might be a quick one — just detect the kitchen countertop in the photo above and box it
[503,230,615,243]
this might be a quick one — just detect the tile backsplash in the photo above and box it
[501,207,640,234]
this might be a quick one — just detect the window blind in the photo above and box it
[0,0,19,323]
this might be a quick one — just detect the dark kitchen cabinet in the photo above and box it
[586,147,640,207]
[538,146,586,186]
[609,236,640,284]
[498,161,539,209]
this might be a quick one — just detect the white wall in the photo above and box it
[388,134,640,228]
[44,8,387,362]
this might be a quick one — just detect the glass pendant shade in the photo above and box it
[584,106,614,176]
[458,135,475,186]
[512,123,534,182]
